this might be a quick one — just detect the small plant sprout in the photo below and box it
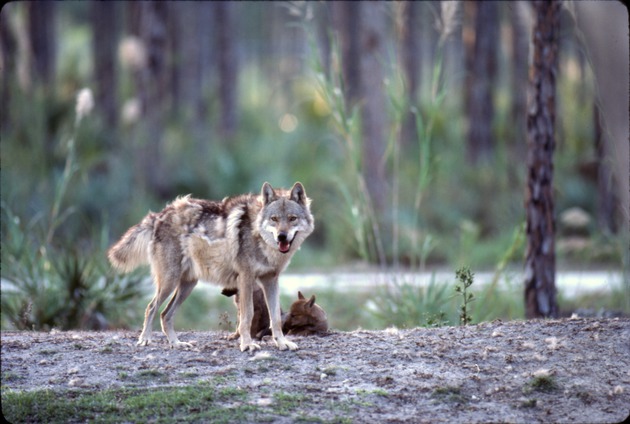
[455,267,475,326]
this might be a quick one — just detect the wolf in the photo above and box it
[108,182,314,352]
[222,289,328,340]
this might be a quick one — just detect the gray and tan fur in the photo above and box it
[108,182,314,352]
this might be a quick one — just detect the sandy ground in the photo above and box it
[2,318,629,423]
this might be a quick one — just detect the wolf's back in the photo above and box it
[108,213,156,273]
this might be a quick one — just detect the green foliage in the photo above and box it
[0,239,146,331]
[0,100,146,330]
[369,275,456,329]
[454,267,476,326]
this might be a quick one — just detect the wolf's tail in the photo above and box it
[108,213,156,273]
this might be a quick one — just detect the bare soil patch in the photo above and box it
[2,318,629,423]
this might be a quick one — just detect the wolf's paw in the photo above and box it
[171,340,194,349]
[137,339,151,347]
[275,338,298,351]
[227,331,240,341]
[240,341,261,352]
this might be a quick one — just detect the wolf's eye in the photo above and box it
[270,216,279,222]
[289,215,297,222]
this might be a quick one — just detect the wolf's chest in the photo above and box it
[184,229,290,287]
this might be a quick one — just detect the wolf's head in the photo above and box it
[258,182,314,254]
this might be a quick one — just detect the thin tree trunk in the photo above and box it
[128,1,169,197]
[401,1,420,147]
[91,1,119,140]
[510,1,529,157]
[524,0,560,319]
[360,2,388,265]
[594,103,619,234]
[0,7,17,129]
[27,1,55,88]
[27,1,56,152]
[465,0,498,163]
[215,1,238,140]
[332,1,361,108]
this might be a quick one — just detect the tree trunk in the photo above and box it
[509,1,529,157]
[360,2,389,264]
[91,1,119,139]
[574,1,629,239]
[400,1,420,147]
[173,3,208,149]
[332,1,361,108]
[215,1,238,140]
[594,103,619,234]
[127,1,170,197]
[464,0,498,163]
[27,1,55,88]
[0,6,17,129]
[316,3,332,79]
[524,0,560,319]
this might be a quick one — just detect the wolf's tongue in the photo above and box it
[279,241,291,253]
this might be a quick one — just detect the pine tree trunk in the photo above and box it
[401,1,420,147]
[594,103,619,234]
[524,0,560,319]
[91,1,119,138]
[128,1,170,197]
[27,1,56,87]
[510,1,529,157]
[360,2,389,265]
[464,1,498,163]
[215,1,238,140]
[332,1,361,107]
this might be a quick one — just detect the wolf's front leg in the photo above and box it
[237,276,261,352]
[261,278,298,351]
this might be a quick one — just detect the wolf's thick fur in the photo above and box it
[108,182,314,352]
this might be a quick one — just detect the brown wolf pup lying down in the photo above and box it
[222,288,328,340]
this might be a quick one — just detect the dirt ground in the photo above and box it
[2,318,629,423]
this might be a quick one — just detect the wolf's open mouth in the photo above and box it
[278,240,291,253]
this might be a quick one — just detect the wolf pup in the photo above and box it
[223,289,328,340]
[283,291,328,336]
[108,182,314,352]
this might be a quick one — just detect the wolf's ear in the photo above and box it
[261,182,276,204]
[290,182,307,205]
[307,295,316,308]
[298,291,305,300]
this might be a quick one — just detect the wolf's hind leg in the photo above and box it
[160,278,198,348]
[138,279,178,346]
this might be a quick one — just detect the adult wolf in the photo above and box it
[108,182,314,352]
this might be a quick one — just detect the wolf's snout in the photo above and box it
[277,232,291,253]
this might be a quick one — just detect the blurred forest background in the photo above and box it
[1,1,628,332]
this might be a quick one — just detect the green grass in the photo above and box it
[524,375,560,394]
[431,385,468,404]
[1,384,360,424]
[1,385,253,424]
[273,392,310,414]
